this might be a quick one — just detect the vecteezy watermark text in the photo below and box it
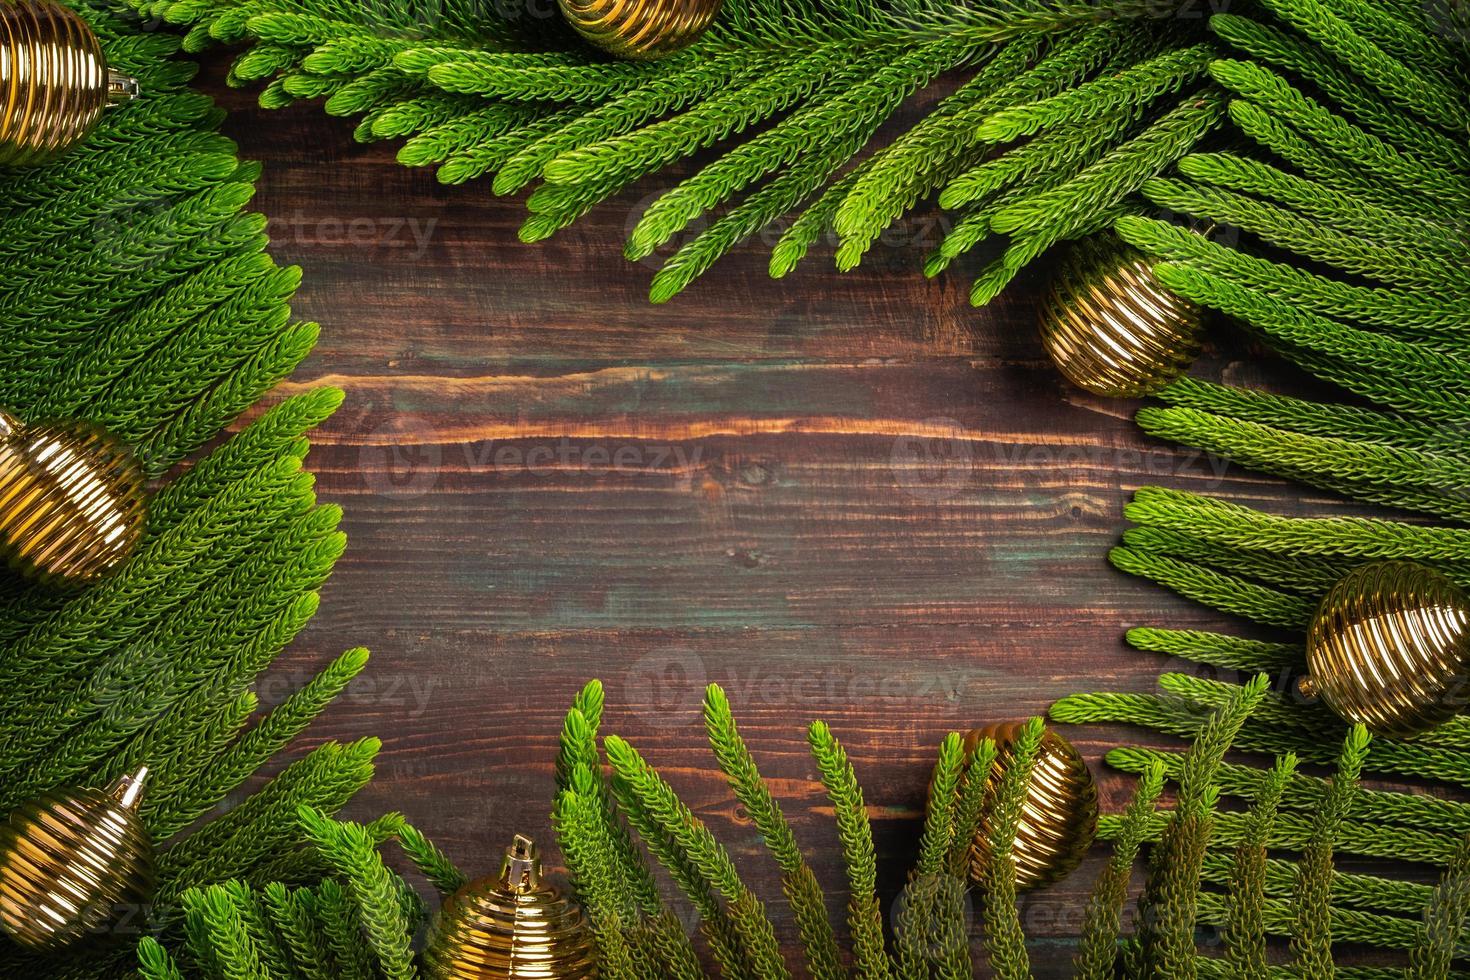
[267,210,439,259]
[461,437,704,479]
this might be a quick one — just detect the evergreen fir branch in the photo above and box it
[113,688,259,829]
[1109,545,1315,627]
[948,736,999,878]
[1122,526,1349,596]
[183,884,272,980]
[979,716,1042,980]
[1206,73,1467,225]
[493,49,770,194]
[900,735,996,979]
[137,937,187,980]
[1133,405,1470,520]
[222,878,295,976]
[705,685,844,980]
[1150,377,1470,455]
[151,645,370,839]
[1128,675,1270,980]
[1098,802,1464,878]
[142,0,1221,296]
[919,733,966,879]
[824,30,1052,258]
[940,95,1145,212]
[1408,833,1470,980]
[298,806,418,980]
[1074,760,1165,980]
[555,680,606,789]
[1123,486,1470,563]
[553,779,641,980]
[1113,217,1470,347]
[262,882,339,980]
[1201,850,1435,918]
[980,87,1225,249]
[627,36,977,279]
[1224,754,1296,980]
[1109,747,1470,838]
[396,823,468,896]
[1177,152,1466,259]
[809,719,895,980]
[1291,726,1370,978]
[873,19,1181,273]
[554,685,666,921]
[976,42,1214,142]
[158,739,379,897]
[1250,0,1470,132]
[1057,685,1470,793]
[605,734,787,979]
[1125,626,1302,673]
[1313,0,1463,83]
[1191,871,1468,956]
[314,877,378,979]
[1144,175,1470,295]
[1206,12,1470,173]
[149,387,343,531]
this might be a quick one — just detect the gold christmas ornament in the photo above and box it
[0,767,155,951]
[557,0,721,61]
[959,722,1098,891]
[1300,561,1470,739]
[0,0,141,166]
[424,834,598,980]
[0,409,146,586]
[1038,232,1205,398]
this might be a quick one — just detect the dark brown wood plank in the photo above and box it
[190,55,1436,977]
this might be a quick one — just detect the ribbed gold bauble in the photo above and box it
[1301,561,1470,739]
[558,0,721,60]
[1038,232,1204,398]
[424,835,598,980]
[0,767,155,951]
[0,0,141,166]
[959,722,1098,891]
[0,409,147,586]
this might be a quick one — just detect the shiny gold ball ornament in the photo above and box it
[0,767,155,951]
[958,722,1098,891]
[1300,561,1470,739]
[557,0,722,61]
[0,0,141,166]
[424,834,598,980]
[0,409,146,586]
[1038,232,1205,398]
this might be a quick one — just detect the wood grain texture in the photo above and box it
[194,56,1440,976]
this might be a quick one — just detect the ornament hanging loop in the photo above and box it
[110,766,150,809]
[108,69,142,105]
[501,833,542,893]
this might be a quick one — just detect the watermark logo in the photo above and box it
[891,418,975,503]
[359,414,443,499]
[622,647,708,731]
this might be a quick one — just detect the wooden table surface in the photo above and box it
[201,59,1399,976]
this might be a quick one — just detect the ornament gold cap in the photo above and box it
[957,722,1098,892]
[1304,560,1470,738]
[0,407,147,585]
[1038,231,1205,398]
[0,0,141,166]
